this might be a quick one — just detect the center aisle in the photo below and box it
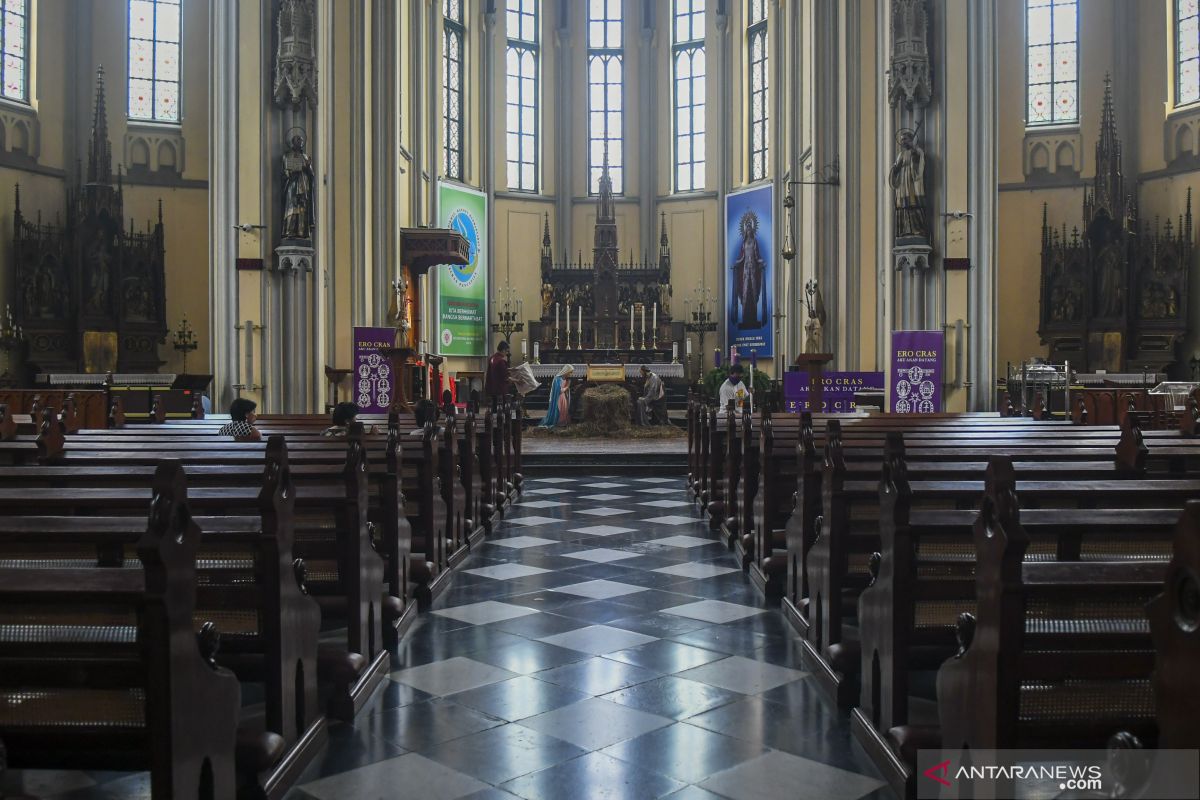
[293,474,888,800]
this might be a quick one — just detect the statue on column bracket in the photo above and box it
[274,0,318,108]
[890,126,928,242]
[282,132,316,242]
[804,279,826,354]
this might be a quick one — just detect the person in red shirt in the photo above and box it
[485,340,513,407]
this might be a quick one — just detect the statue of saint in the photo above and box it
[889,127,927,240]
[282,133,316,240]
[731,210,768,329]
[804,280,827,354]
[541,283,554,318]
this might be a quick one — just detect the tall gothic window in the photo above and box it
[1,0,29,102]
[673,0,705,192]
[747,0,768,181]
[1178,0,1200,105]
[588,0,623,194]
[443,0,465,180]
[506,0,538,191]
[128,0,181,122]
[1025,0,1077,125]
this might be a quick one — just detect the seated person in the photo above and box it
[218,398,262,441]
[634,364,666,426]
[410,399,437,436]
[323,401,377,436]
[718,363,753,413]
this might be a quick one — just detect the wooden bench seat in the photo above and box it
[0,463,242,799]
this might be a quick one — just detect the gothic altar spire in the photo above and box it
[597,141,615,223]
[1086,73,1124,225]
[540,211,553,274]
[87,65,113,186]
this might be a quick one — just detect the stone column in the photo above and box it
[552,8,571,260]
[813,0,840,361]
[966,0,997,409]
[639,5,658,260]
[208,0,240,409]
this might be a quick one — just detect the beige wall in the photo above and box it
[997,0,1200,374]
[0,0,211,375]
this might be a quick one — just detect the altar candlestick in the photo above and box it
[652,303,657,337]
[578,306,583,350]
[629,306,634,346]
[672,342,679,364]
[555,303,560,340]
[640,305,646,350]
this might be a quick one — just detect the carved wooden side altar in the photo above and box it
[386,227,470,410]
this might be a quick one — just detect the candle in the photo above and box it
[555,303,560,337]
[640,305,646,335]
[672,342,678,361]
[653,303,657,337]
[533,341,540,362]
[630,306,635,343]
[715,349,722,368]
[686,338,693,357]
[578,306,583,339]
[521,339,527,357]
[730,345,738,364]
[750,349,758,369]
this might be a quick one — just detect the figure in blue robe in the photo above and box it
[539,364,575,428]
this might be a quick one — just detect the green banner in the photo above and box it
[436,182,488,356]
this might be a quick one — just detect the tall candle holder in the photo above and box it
[683,280,717,381]
[491,283,525,348]
[172,315,198,374]
[0,305,23,387]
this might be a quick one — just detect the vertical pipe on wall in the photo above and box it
[208,0,239,409]
[876,0,893,370]
[967,0,997,409]
[316,0,335,412]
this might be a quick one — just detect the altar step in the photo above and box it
[521,440,687,476]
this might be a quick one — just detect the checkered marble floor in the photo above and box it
[2,474,888,800]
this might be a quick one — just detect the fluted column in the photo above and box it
[966,0,997,408]
[208,0,239,409]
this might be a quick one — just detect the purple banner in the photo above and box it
[353,326,396,414]
[784,371,884,413]
[890,330,943,414]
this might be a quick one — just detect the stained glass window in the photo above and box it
[748,1,768,180]
[443,0,465,180]
[506,0,538,192]
[128,0,181,122]
[1,0,29,102]
[673,0,705,192]
[1178,0,1200,105]
[1025,0,1077,125]
[588,0,623,194]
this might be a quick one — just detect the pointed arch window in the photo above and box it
[506,0,538,191]
[673,0,705,192]
[747,0,768,181]
[1026,0,1077,125]
[1,0,30,102]
[1177,0,1200,106]
[128,0,181,122]
[443,0,465,180]
[588,0,623,194]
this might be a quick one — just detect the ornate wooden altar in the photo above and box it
[530,157,682,364]
[1039,78,1192,375]
[386,227,470,409]
[11,67,168,377]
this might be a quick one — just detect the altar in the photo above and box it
[527,154,683,366]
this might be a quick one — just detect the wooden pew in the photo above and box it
[854,454,1179,798]
[0,438,327,798]
[936,457,1164,752]
[0,431,391,722]
[1147,500,1200,751]
[0,463,242,799]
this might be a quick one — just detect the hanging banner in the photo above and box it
[436,182,488,356]
[725,184,774,358]
[352,326,396,414]
[890,330,944,414]
[784,371,884,413]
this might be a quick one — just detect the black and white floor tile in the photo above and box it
[1,473,889,800]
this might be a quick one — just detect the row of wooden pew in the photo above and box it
[686,399,1200,799]
[0,397,525,799]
